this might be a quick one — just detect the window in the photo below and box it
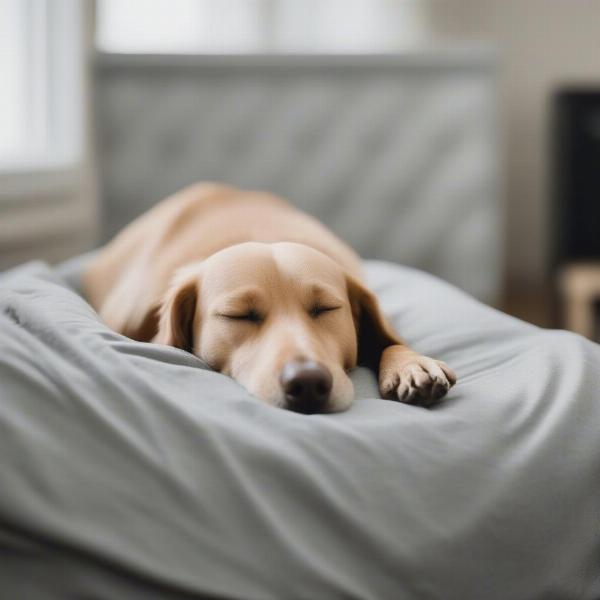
[0,0,83,170]
[0,0,28,161]
[96,0,427,54]
[96,0,264,54]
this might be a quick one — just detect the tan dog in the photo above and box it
[84,183,456,413]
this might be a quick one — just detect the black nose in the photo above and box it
[280,360,333,414]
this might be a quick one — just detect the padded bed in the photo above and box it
[1,255,599,599]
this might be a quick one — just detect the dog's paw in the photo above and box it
[379,350,457,408]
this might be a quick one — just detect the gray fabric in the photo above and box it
[1,258,599,600]
[95,52,501,302]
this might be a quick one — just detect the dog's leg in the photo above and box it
[346,274,456,407]
[378,345,456,407]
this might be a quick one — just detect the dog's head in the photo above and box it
[153,242,398,413]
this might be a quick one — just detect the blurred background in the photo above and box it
[2,0,600,340]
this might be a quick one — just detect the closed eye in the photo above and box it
[218,309,263,323]
[309,305,341,319]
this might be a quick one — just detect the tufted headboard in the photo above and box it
[94,51,501,301]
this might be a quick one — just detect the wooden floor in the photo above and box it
[500,285,600,343]
[501,287,553,329]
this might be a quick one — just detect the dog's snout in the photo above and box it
[280,360,333,413]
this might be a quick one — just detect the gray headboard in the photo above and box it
[95,51,501,301]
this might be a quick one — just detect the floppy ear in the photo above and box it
[153,272,199,353]
[346,275,403,370]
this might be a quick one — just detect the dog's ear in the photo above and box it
[346,275,403,369]
[153,271,200,353]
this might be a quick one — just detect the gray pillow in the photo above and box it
[0,259,599,600]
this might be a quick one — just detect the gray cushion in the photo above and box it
[0,258,599,599]
[96,53,501,302]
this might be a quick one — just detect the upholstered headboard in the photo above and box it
[95,51,501,301]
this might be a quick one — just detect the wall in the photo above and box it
[0,168,97,270]
[418,0,600,289]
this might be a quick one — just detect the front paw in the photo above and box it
[379,348,457,407]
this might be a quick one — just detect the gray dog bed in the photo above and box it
[0,256,599,599]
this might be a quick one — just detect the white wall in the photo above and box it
[418,0,600,288]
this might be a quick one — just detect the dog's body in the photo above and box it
[84,183,455,413]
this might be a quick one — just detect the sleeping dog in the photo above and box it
[84,183,456,413]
